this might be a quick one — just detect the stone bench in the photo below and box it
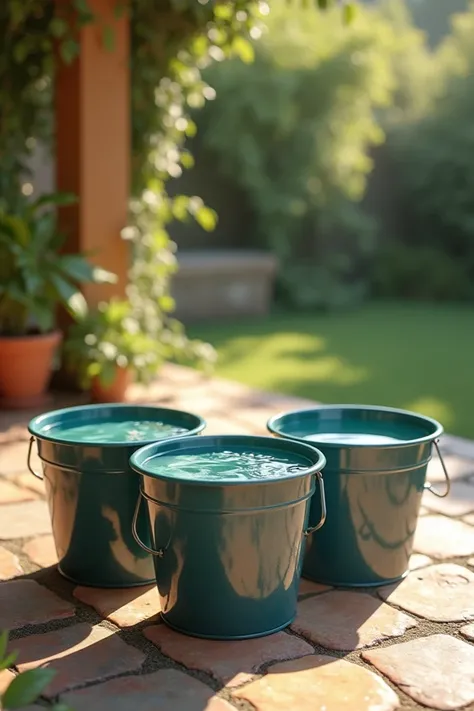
[172,249,278,321]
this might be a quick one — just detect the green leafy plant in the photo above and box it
[64,296,216,389]
[64,298,165,388]
[0,192,116,336]
[0,630,69,711]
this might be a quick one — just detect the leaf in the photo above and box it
[0,630,8,661]
[91,267,118,284]
[13,40,30,64]
[0,651,19,672]
[49,17,68,38]
[1,668,56,709]
[195,206,217,232]
[31,192,77,211]
[49,274,87,318]
[232,36,255,65]
[58,255,115,284]
[343,2,357,25]
[60,39,80,64]
[67,292,89,320]
[0,215,30,247]
[102,25,115,52]
[100,360,118,386]
[30,303,55,334]
[113,1,128,19]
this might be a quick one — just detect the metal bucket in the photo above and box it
[131,434,326,639]
[28,404,206,587]
[267,405,450,587]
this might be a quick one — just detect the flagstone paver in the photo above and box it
[413,514,474,558]
[14,623,146,697]
[298,578,332,596]
[1,365,474,711]
[15,472,45,497]
[0,669,15,694]
[0,580,74,629]
[426,453,474,482]
[460,622,474,641]
[0,478,36,503]
[235,655,400,711]
[74,585,161,627]
[363,634,474,710]
[422,479,474,516]
[23,535,58,568]
[377,563,474,622]
[144,624,313,687]
[408,553,432,570]
[0,500,51,539]
[0,546,22,579]
[291,590,417,651]
[62,669,234,711]
[0,441,29,476]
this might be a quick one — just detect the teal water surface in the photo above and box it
[145,448,310,482]
[304,433,404,445]
[51,420,189,444]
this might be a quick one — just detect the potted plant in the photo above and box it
[64,298,164,403]
[0,191,116,408]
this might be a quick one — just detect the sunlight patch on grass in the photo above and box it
[405,397,455,430]
[216,333,367,389]
[190,303,474,438]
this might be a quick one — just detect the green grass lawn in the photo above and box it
[190,302,474,439]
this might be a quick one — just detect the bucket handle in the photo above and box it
[424,439,451,498]
[132,488,165,557]
[27,437,44,480]
[304,471,327,536]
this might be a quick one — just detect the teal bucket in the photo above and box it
[131,434,326,639]
[267,405,450,587]
[28,404,206,587]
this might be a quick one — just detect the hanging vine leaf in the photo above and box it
[103,25,115,52]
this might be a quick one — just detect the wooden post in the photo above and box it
[55,0,130,305]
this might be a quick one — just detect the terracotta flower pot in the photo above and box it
[90,367,132,403]
[0,331,62,409]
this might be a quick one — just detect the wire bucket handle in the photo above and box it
[424,439,451,498]
[132,486,168,557]
[304,471,327,536]
[27,437,44,480]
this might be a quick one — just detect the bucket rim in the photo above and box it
[130,434,326,487]
[267,403,444,449]
[28,403,206,447]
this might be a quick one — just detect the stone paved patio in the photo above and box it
[1,364,474,711]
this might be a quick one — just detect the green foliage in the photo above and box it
[65,298,164,387]
[0,192,116,336]
[0,0,362,352]
[408,0,468,48]
[0,630,69,711]
[382,2,474,299]
[65,295,215,388]
[198,1,395,308]
[377,0,439,122]
[372,243,473,302]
